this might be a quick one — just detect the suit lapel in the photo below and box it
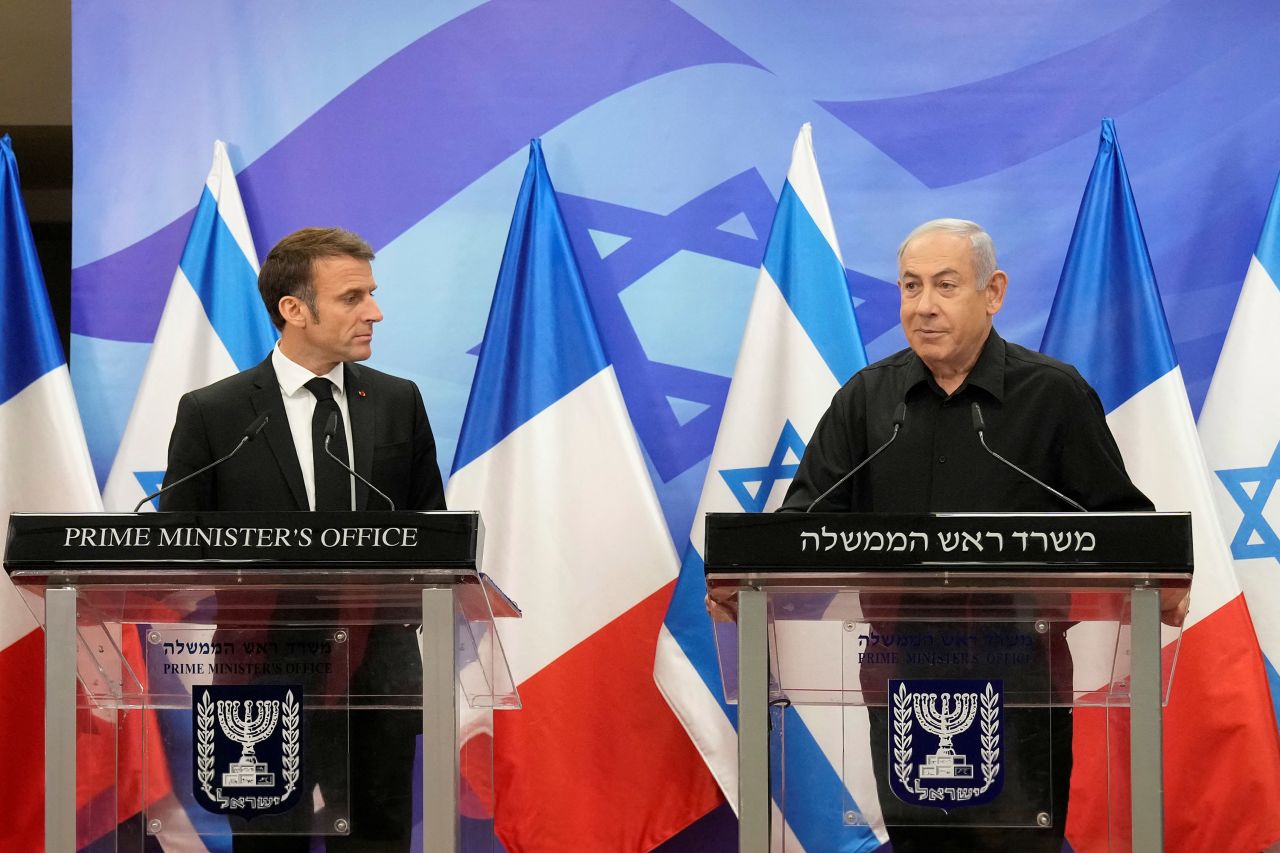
[250,358,309,510]
[345,362,375,510]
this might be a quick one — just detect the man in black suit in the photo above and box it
[161,227,445,852]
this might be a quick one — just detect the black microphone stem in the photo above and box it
[323,427,396,511]
[133,413,268,512]
[806,402,907,512]
[970,402,1087,513]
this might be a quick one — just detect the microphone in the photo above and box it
[322,411,396,510]
[970,402,1087,512]
[136,413,270,512]
[806,402,907,512]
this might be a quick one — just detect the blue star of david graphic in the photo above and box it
[718,421,807,513]
[556,173,899,483]
[1216,440,1280,562]
[134,471,165,510]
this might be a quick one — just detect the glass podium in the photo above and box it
[705,511,1192,853]
[5,510,520,853]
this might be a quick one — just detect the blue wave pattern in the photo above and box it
[69,4,1280,848]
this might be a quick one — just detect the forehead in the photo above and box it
[898,232,974,277]
[310,255,375,293]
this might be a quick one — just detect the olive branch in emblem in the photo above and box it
[195,692,227,807]
[891,683,916,794]
[281,691,300,798]
[977,682,1001,792]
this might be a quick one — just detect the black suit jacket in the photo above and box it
[159,356,445,512]
[159,355,445,705]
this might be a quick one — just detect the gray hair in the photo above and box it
[897,219,998,290]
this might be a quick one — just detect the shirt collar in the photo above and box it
[272,345,345,397]
[963,329,1006,401]
[902,328,1006,402]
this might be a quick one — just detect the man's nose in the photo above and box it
[366,295,384,323]
[914,285,937,314]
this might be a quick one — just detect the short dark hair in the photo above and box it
[258,227,375,329]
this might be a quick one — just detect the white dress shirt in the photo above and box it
[271,345,356,510]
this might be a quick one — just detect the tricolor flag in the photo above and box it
[446,139,720,850]
[653,124,881,851]
[0,132,103,850]
[102,140,276,511]
[1199,174,1280,746]
[1042,118,1280,853]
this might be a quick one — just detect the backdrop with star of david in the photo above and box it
[63,1,1280,848]
[69,1,1280,545]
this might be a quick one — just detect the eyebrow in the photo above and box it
[900,267,961,280]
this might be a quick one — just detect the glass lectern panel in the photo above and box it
[710,577,1187,843]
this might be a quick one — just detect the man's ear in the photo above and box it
[985,270,1008,316]
[278,295,307,328]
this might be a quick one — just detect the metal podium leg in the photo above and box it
[46,587,76,853]
[1130,587,1163,853]
[422,587,458,853]
[739,588,769,853]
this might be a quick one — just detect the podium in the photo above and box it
[705,512,1193,853]
[4,510,519,853]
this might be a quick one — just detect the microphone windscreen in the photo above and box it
[243,413,270,440]
[324,411,339,438]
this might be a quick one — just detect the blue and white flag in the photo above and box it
[102,141,276,511]
[653,124,882,851]
[0,131,103,852]
[1199,173,1280,733]
[1043,119,1280,853]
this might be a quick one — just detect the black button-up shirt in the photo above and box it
[781,329,1152,514]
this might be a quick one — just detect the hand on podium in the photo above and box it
[705,587,738,622]
[1161,587,1190,627]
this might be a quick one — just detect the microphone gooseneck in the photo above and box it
[135,413,270,512]
[970,402,1087,513]
[321,410,396,511]
[806,402,907,512]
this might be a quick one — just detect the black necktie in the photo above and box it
[305,377,350,511]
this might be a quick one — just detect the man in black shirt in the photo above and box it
[779,219,1153,851]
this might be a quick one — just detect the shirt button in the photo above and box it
[938,455,947,464]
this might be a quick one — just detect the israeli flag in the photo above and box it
[653,124,883,851]
[1199,173,1280,731]
[1043,119,1280,853]
[447,140,719,848]
[102,141,276,511]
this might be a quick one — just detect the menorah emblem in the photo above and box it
[217,699,281,788]
[193,684,303,817]
[914,691,978,779]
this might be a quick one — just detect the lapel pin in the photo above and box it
[358,389,367,397]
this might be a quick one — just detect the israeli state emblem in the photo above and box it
[888,679,1003,808]
[192,685,303,818]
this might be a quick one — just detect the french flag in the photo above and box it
[446,139,721,850]
[1042,119,1280,852]
[0,133,104,850]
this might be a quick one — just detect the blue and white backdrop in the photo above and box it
[68,7,1280,843]
[71,0,1280,544]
